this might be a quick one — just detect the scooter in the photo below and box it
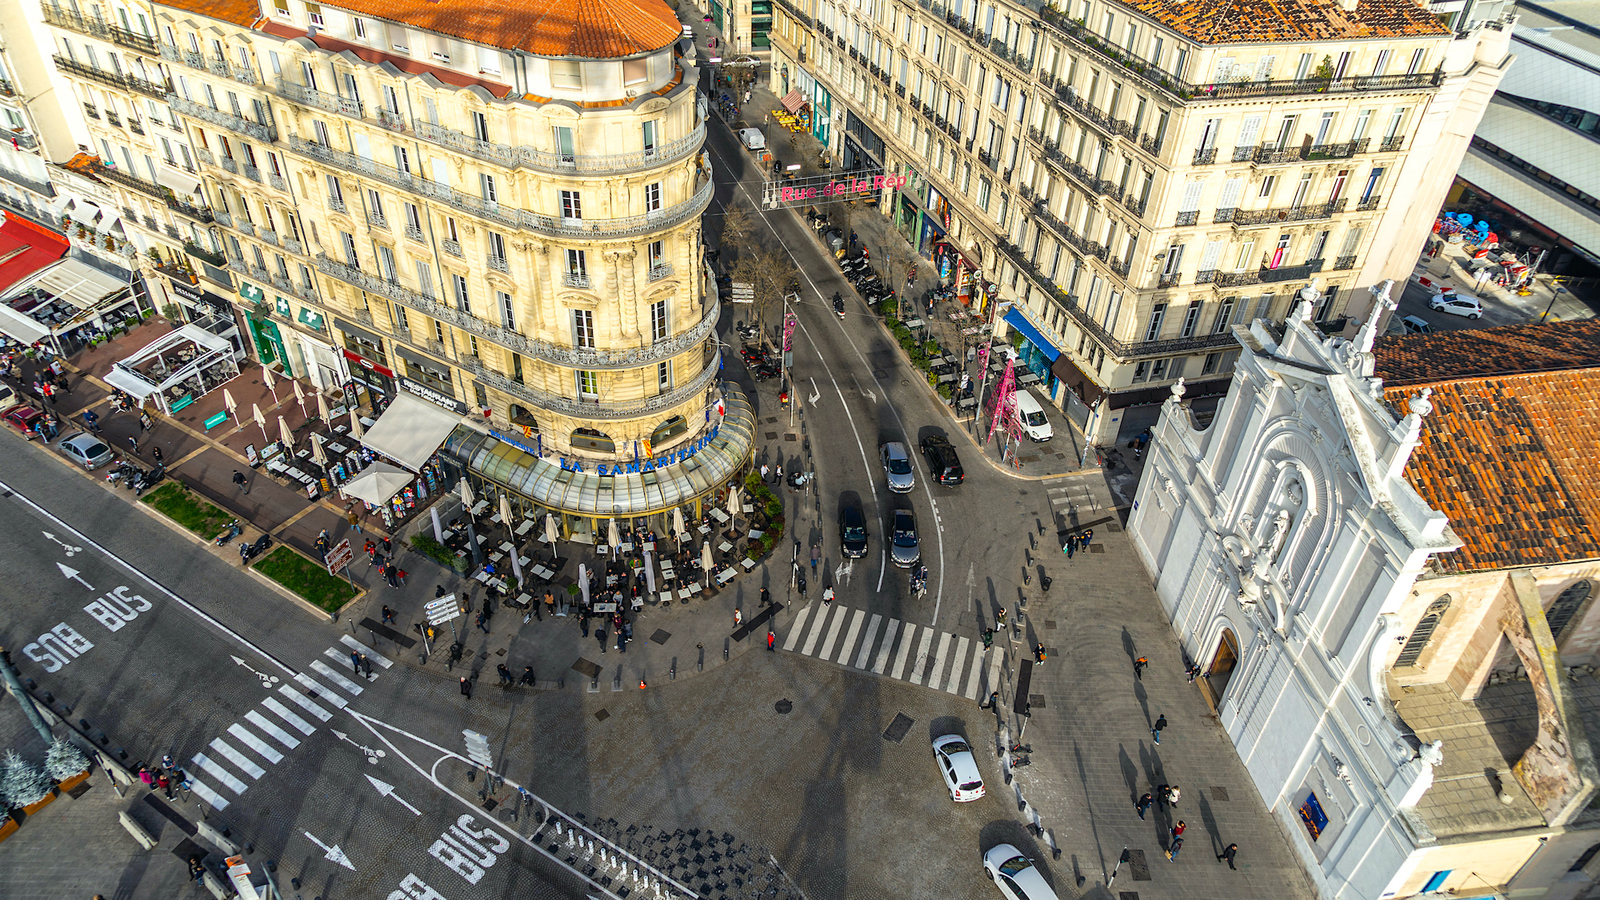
[133,463,165,496]
[735,320,759,341]
[239,534,271,565]
[214,519,242,546]
[833,293,845,318]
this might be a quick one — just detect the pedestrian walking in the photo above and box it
[1065,539,1075,559]
[82,409,100,433]
[497,663,513,685]
[981,627,994,649]
[386,566,400,588]
[381,536,392,555]
[544,591,556,618]
[188,856,207,883]
[1152,713,1167,744]
[126,435,139,454]
[1165,836,1183,861]
[1218,843,1238,869]
[760,463,770,482]
[157,771,171,798]
[348,508,362,532]
[1134,656,1148,680]
[139,765,155,790]
[460,676,472,698]
[382,604,395,625]
[767,631,776,651]
[982,690,999,710]
[1136,791,1154,819]
[232,470,248,494]
[150,445,163,466]
[811,542,820,572]
[40,382,53,403]
[1171,821,1186,840]
[520,666,536,686]
[1168,785,1181,806]
[361,654,373,677]
[1034,643,1047,665]
[760,587,771,607]
[139,411,152,432]
[1157,783,1172,809]
[476,612,490,633]
[776,463,784,485]
[596,629,607,653]
[580,613,590,638]
[1082,529,1093,547]
[350,650,362,674]
[734,608,742,628]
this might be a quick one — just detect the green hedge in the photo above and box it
[140,482,232,537]
[410,535,471,573]
[253,546,356,612]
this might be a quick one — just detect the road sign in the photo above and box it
[426,594,460,627]
[427,608,459,627]
[424,594,457,615]
[325,538,354,576]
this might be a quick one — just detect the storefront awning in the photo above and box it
[1003,307,1061,361]
[342,462,414,505]
[153,166,201,197]
[9,258,128,310]
[442,384,756,518]
[103,365,159,400]
[780,90,807,113]
[0,302,51,344]
[361,392,462,471]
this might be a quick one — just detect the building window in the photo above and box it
[1202,352,1222,375]
[657,361,671,390]
[623,58,647,85]
[471,111,489,142]
[1180,303,1201,338]
[561,190,582,220]
[1395,596,1451,667]
[487,231,506,268]
[1548,581,1593,641]
[644,182,661,213]
[498,290,515,330]
[480,173,498,204]
[566,249,586,279]
[340,230,357,267]
[551,60,582,89]
[1258,175,1276,199]
[573,309,594,348]
[451,273,469,312]
[1144,303,1166,342]
[576,370,598,399]
[650,300,668,342]
[1212,298,1235,334]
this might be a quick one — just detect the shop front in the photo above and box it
[440,385,756,546]
[1001,306,1061,388]
[811,81,832,146]
[238,280,293,376]
[335,316,395,414]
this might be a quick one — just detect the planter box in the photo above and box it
[0,817,17,845]
[21,788,58,816]
[57,770,91,796]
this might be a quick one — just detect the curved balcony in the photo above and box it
[412,118,705,176]
[168,94,276,143]
[314,254,720,370]
[289,135,713,240]
[461,349,721,421]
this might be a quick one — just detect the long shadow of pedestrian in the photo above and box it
[1073,741,1108,882]
[1122,627,1138,668]
[1134,681,1150,728]
[1197,793,1223,856]
[1117,744,1139,805]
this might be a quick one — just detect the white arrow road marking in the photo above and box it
[365,774,421,816]
[42,532,82,556]
[231,655,280,688]
[332,729,386,763]
[808,377,821,405]
[303,831,356,871]
[56,562,93,590]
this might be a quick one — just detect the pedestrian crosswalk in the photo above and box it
[185,636,385,811]
[781,603,1005,701]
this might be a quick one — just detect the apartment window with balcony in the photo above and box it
[651,300,668,342]
[642,120,658,156]
[1143,303,1167,342]
[1308,230,1329,262]
[405,202,422,236]
[395,145,410,174]
[1371,49,1391,76]
[658,361,672,391]
[566,249,586,280]
[576,370,598,400]
[451,273,469,312]
[561,190,582,220]
[340,230,357,267]
[1179,302,1202,338]
[1294,53,1312,81]
[1333,51,1351,80]
[1212,298,1236,334]
[366,189,385,226]
[573,309,595,349]
[326,175,344,207]
[487,231,507,269]
[644,182,661,213]
[1271,115,1297,150]
[648,240,665,270]
[1407,49,1426,76]
[1352,109,1373,141]
[1313,112,1334,146]
[1362,167,1385,203]
[470,110,489,142]
[1233,240,1255,272]
[378,245,397,281]
[312,119,330,146]
[553,126,575,165]
[480,173,498,205]
[1290,172,1312,208]
[498,291,515,330]
[1385,108,1407,141]
[1162,244,1184,278]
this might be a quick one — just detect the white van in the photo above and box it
[737,128,766,152]
[1013,391,1053,442]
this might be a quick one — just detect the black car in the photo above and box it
[839,503,869,559]
[920,434,965,486]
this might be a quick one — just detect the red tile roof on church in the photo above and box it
[1377,320,1600,573]
[1113,0,1449,44]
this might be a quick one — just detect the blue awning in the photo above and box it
[1003,307,1061,361]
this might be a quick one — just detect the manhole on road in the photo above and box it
[775,698,793,714]
[883,712,914,743]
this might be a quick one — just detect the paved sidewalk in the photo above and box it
[992,487,1316,900]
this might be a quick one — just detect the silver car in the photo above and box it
[983,844,1060,900]
[57,431,114,470]
[932,734,985,802]
[881,441,914,493]
[890,508,920,568]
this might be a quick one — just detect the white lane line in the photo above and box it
[817,607,849,661]
[890,625,917,680]
[963,644,986,699]
[339,634,393,667]
[854,614,882,669]
[208,738,265,780]
[835,610,867,665]
[800,604,833,656]
[872,619,899,674]
[945,636,971,695]
[227,723,285,764]
[908,628,937,685]
[783,605,812,652]
[186,777,230,810]
[986,647,1006,697]
[279,683,333,721]
[244,710,301,749]
[305,663,362,698]
[926,632,954,690]
[191,752,248,794]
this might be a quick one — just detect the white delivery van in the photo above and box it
[737,128,767,152]
[1013,390,1053,442]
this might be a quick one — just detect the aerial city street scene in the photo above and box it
[0,0,1597,897]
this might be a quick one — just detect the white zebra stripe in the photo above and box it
[854,614,883,669]
[907,628,936,685]
[890,625,917,680]
[278,683,333,721]
[227,723,284,764]
[945,637,971,695]
[309,660,365,696]
[186,776,229,810]
[872,620,900,675]
[783,605,812,652]
[208,738,265,780]
[926,632,954,690]
[190,752,248,795]
[339,634,393,667]
[244,710,300,749]
[264,694,320,731]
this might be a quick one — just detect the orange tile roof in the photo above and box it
[1114,0,1448,44]
[159,0,264,27]
[1374,318,1600,387]
[1386,369,1600,574]
[319,0,681,58]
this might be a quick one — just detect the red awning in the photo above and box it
[780,90,807,114]
[0,215,68,296]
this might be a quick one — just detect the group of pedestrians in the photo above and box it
[1062,529,1094,558]
[360,536,407,588]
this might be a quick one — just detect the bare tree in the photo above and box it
[732,246,798,340]
[718,202,754,262]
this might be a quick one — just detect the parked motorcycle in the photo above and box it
[239,534,272,565]
[215,519,243,546]
[133,463,165,496]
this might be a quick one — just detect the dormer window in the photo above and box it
[623,58,647,86]
[551,60,582,90]
[305,2,323,27]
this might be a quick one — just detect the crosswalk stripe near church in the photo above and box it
[783,603,992,700]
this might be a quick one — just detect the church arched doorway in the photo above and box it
[1199,629,1240,715]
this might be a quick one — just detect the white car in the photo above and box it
[1429,290,1483,319]
[983,844,1060,900]
[932,734,985,802]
